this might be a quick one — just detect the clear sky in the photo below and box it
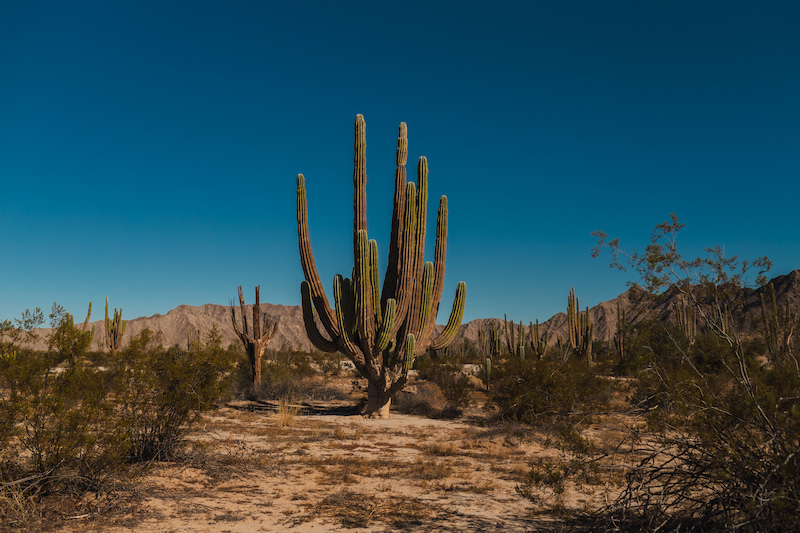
[2,1,799,326]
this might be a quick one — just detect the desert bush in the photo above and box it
[588,213,800,531]
[0,348,109,485]
[240,346,344,401]
[487,356,611,427]
[415,353,473,411]
[108,326,237,462]
[393,381,454,418]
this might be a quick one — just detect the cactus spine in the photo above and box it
[231,286,278,385]
[104,297,126,354]
[297,115,466,419]
[566,287,593,365]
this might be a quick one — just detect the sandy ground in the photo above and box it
[44,398,592,533]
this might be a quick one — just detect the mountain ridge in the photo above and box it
[19,270,800,353]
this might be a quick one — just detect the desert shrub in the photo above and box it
[589,213,799,531]
[415,353,473,411]
[393,381,454,418]
[487,356,611,427]
[517,426,602,514]
[0,348,109,485]
[108,326,237,462]
[242,346,329,401]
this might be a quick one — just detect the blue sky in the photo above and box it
[2,1,799,326]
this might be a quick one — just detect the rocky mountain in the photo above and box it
[21,270,800,354]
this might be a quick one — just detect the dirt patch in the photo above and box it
[41,398,582,532]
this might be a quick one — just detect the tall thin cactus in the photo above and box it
[104,297,126,354]
[297,115,466,418]
[675,298,697,343]
[614,301,628,362]
[566,287,593,365]
[231,286,278,385]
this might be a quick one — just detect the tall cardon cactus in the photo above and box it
[297,114,466,418]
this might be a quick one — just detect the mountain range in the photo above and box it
[21,270,800,353]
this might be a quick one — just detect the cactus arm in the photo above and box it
[297,174,339,339]
[353,114,368,252]
[390,181,418,338]
[430,281,467,350]
[412,262,436,354]
[238,285,251,340]
[355,230,375,353]
[370,239,381,325]
[333,275,360,357]
[381,122,409,306]
[300,281,339,353]
[420,196,449,343]
[402,334,416,374]
[375,298,397,353]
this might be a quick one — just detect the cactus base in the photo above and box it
[365,383,392,419]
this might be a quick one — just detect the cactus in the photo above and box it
[614,301,628,361]
[503,314,526,357]
[566,287,593,365]
[297,115,466,418]
[675,298,697,343]
[104,297,126,354]
[527,320,548,360]
[760,283,793,361]
[231,286,278,384]
[485,356,492,391]
[478,322,502,359]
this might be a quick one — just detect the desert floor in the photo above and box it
[41,380,622,532]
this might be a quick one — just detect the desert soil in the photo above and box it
[43,393,603,533]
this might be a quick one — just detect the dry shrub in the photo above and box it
[393,381,462,418]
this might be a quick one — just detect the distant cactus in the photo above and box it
[614,301,628,361]
[566,287,593,365]
[297,115,466,418]
[675,298,697,343]
[527,319,548,360]
[104,297,126,354]
[478,322,502,359]
[231,286,278,385]
[760,283,793,361]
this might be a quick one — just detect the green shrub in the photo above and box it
[109,327,237,462]
[487,356,611,427]
[0,348,108,485]
[415,353,473,412]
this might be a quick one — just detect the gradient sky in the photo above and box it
[2,1,799,327]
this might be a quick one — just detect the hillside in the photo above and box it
[20,270,800,353]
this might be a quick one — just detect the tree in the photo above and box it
[590,214,800,531]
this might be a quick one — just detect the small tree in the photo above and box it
[48,302,94,363]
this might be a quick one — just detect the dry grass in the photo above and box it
[305,489,446,529]
[274,396,302,427]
